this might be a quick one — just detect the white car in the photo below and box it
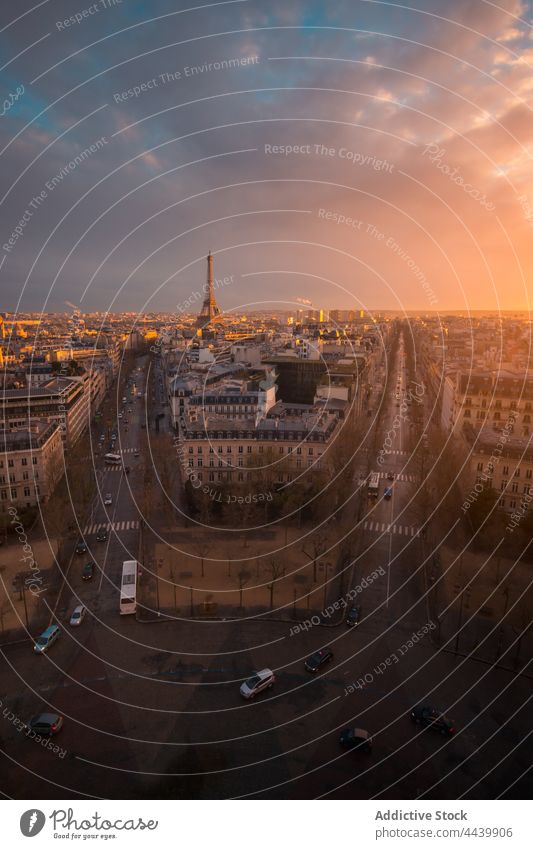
[69,605,86,627]
[240,668,275,699]
[104,493,112,505]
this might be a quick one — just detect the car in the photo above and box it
[134,450,140,458]
[410,705,455,736]
[75,541,87,555]
[339,727,372,753]
[104,493,112,505]
[96,528,108,542]
[26,713,63,736]
[69,605,86,626]
[123,418,129,424]
[82,562,95,581]
[33,624,60,654]
[305,648,334,672]
[384,486,393,499]
[387,472,394,480]
[111,432,117,439]
[240,668,276,699]
[123,465,130,474]
[118,413,123,419]
[346,605,361,627]
[122,397,127,403]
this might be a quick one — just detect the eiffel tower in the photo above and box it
[196,251,221,330]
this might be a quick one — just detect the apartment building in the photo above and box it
[0,421,64,512]
[463,425,533,514]
[442,370,533,439]
[180,401,342,486]
[0,376,89,446]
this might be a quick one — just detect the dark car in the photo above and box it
[384,486,393,499]
[346,605,361,627]
[82,562,95,581]
[26,713,63,736]
[96,529,108,542]
[339,727,372,753]
[305,648,334,672]
[75,541,87,555]
[123,465,130,474]
[410,705,455,736]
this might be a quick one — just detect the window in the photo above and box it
[500,481,507,491]
[227,446,232,453]
[23,472,29,481]
[514,468,520,477]
[209,472,214,481]
[499,497,505,508]
[524,415,531,424]
[24,487,30,497]
[32,457,37,465]
[197,447,202,454]
[247,446,252,453]
[218,446,223,454]
[493,412,501,420]
[8,459,14,468]
[510,500,516,509]
[238,473,244,481]
[503,466,509,475]
[297,447,302,454]
[279,446,284,453]
[527,469,532,479]
[0,490,6,500]
[11,488,17,498]
[524,484,530,495]
[238,445,243,453]
[464,410,471,418]
[21,458,28,466]
[188,459,194,468]
[511,482,518,493]
[197,460,203,468]
[477,462,483,471]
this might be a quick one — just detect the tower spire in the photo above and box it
[196,251,221,329]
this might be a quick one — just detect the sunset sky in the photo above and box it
[1,0,532,314]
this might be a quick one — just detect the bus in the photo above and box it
[368,471,380,497]
[120,560,137,615]
[104,453,121,465]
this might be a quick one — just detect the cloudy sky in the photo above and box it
[1,0,532,315]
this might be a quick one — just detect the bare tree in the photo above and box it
[236,568,252,609]
[192,540,212,579]
[263,557,286,608]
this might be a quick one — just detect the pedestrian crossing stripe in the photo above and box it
[378,472,416,482]
[363,521,419,537]
[82,520,140,535]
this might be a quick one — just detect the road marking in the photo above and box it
[83,519,140,534]
[363,520,419,538]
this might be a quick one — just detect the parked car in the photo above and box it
[75,541,87,555]
[305,648,334,672]
[339,727,372,753]
[346,605,361,627]
[410,705,455,736]
[69,605,86,626]
[33,625,60,654]
[240,668,275,699]
[26,713,63,736]
[96,528,108,542]
[104,493,112,506]
[82,562,95,581]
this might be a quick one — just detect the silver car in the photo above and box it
[69,605,86,627]
[240,668,275,699]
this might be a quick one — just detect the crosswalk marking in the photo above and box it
[362,520,419,538]
[82,520,140,535]
[379,472,416,482]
